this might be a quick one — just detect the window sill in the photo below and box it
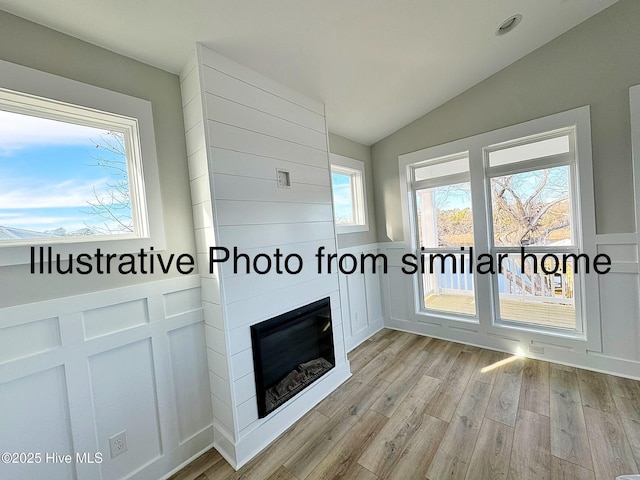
[336,224,369,235]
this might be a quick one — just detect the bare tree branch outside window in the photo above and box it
[83,131,133,234]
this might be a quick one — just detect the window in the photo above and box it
[410,153,476,317]
[330,154,368,233]
[0,90,147,241]
[485,130,581,330]
[0,58,164,266]
[399,106,599,346]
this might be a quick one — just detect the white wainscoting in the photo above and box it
[337,243,385,352]
[379,235,640,380]
[0,276,214,480]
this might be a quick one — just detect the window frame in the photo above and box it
[330,154,369,234]
[631,84,640,256]
[398,106,601,351]
[483,128,584,333]
[409,152,478,321]
[0,58,165,267]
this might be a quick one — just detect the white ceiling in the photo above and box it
[0,0,618,145]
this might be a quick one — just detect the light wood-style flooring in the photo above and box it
[170,329,640,480]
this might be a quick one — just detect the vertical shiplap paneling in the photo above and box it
[185,44,349,468]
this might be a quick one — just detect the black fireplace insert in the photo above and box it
[250,297,335,418]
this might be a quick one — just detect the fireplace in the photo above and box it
[251,297,335,418]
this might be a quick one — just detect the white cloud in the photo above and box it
[0,110,109,154]
[0,177,110,209]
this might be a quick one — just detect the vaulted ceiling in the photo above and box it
[0,0,619,145]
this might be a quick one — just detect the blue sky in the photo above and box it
[331,172,353,224]
[0,110,131,235]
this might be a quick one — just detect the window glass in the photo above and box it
[331,171,356,225]
[416,182,473,248]
[414,155,469,181]
[488,135,570,167]
[0,109,134,241]
[330,156,367,232]
[496,252,576,329]
[413,153,475,316]
[490,166,572,247]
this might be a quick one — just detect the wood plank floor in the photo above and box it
[170,329,640,480]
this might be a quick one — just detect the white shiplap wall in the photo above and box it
[180,45,350,469]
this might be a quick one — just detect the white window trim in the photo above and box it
[330,154,369,234]
[631,84,640,253]
[0,58,165,267]
[483,129,585,335]
[398,106,602,352]
[408,153,477,321]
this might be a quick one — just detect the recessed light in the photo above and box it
[496,14,522,36]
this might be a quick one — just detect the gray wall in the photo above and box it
[328,132,378,248]
[372,0,640,242]
[0,11,195,307]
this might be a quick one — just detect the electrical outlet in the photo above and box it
[529,344,544,355]
[109,430,128,458]
[276,169,291,188]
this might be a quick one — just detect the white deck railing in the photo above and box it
[424,253,574,305]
